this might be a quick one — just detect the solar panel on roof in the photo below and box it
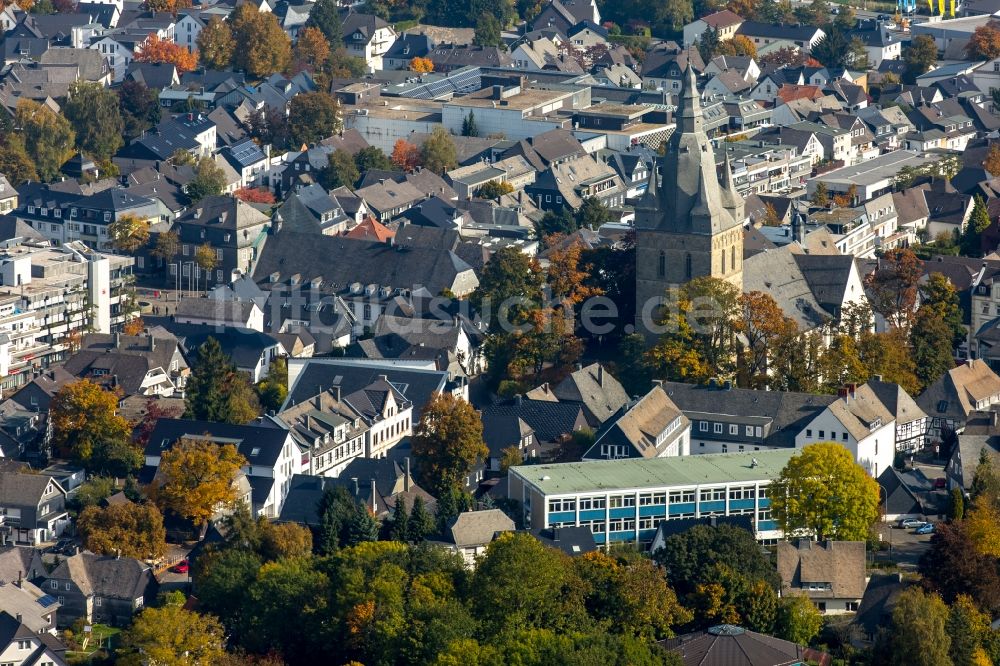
[37,594,58,608]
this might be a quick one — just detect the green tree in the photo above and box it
[890,587,952,666]
[243,557,330,662]
[697,25,720,62]
[574,550,691,640]
[811,29,852,69]
[152,230,179,269]
[476,180,513,199]
[948,594,992,666]
[305,0,343,46]
[77,502,165,560]
[411,392,487,497]
[73,476,117,509]
[473,12,502,46]
[921,272,966,348]
[661,0,693,32]
[231,5,292,78]
[117,604,226,666]
[904,34,939,82]
[576,197,615,229]
[769,442,881,541]
[288,91,341,146]
[353,145,394,172]
[118,81,162,141]
[387,497,409,541]
[461,110,480,137]
[185,337,260,423]
[811,181,829,207]
[472,245,544,327]
[255,357,288,413]
[187,157,227,202]
[971,447,1000,508]
[962,194,991,257]
[14,99,75,181]
[912,305,958,391]
[347,505,380,545]
[818,334,868,392]
[775,594,823,645]
[653,523,780,596]
[950,486,966,521]
[408,496,435,542]
[421,126,458,174]
[472,532,585,636]
[197,16,235,70]
[536,208,577,237]
[321,148,361,189]
[63,81,124,161]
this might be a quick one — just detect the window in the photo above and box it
[699,421,708,432]
[729,424,738,435]
[669,490,695,503]
[579,496,605,510]
[755,426,762,437]
[842,432,848,441]
[609,494,635,508]
[64,582,70,590]
[806,429,812,437]
[548,498,576,513]
[714,423,723,434]
[758,508,772,521]
[759,486,769,499]
[699,488,726,502]
[639,492,666,506]
[95,597,102,607]
[51,581,58,590]
[818,430,825,439]
[745,426,753,436]
[182,244,190,256]
[846,601,859,611]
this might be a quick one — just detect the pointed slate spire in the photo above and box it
[679,63,702,134]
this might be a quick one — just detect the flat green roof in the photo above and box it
[510,449,798,496]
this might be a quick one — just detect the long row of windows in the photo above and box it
[698,421,764,438]
[548,486,769,514]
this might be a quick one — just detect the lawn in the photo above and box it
[64,624,121,665]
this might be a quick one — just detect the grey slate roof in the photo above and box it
[877,466,923,517]
[661,624,825,666]
[551,363,629,426]
[47,552,151,600]
[480,396,587,444]
[144,418,290,467]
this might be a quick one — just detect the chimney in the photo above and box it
[330,385,340,402]
[597,365,604,386]
[514,394,523,405]
[377,374,388,382]
[405,457,411,491]
[351,477,359,496]
[16,570,21,588]
[370,478,377,514]
[552,527,560,541]
[114,332,120,348]
[149,336,155,352]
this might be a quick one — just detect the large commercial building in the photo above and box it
[508,449,797,547]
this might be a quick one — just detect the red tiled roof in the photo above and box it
[345,216,395,242]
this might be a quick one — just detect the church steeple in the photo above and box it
[679,63,702,134]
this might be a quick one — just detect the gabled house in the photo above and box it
[0,611,69,665]
[382,33,434,70]
[437,509,515,567]
[582,385,691,460]
[877,466,924,521]
[146,320,284,384]
[736,21,825,52]
[526,153,625,213]
[340,10,396,71]
[480,396,588,469]
[867,378,928,453]
[544,362,629,427]
[683,9,744,48]
[917,359,1000,442]
[777,540,866,614]
[0,471,68,545]
[42,553,154,627]
[62,333,188,397]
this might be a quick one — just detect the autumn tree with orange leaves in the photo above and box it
[234,187,276,204]
[739,291,797,388]
[145,0,192,14]
[409,57,433,73]
[391,139,422,171]
[136,34,198,72]
[291,26,329,74]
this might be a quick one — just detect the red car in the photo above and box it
[170,560,189,574]
[933,478,947,489]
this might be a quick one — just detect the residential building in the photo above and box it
[777,540,866,614]
[168,196,270,289]
[341,10,396,71]
[437,509,515,566]
[0,611,69,666]
[683,9,744,48]
[917,359,1000,442]
[0,471,67,545]
[143,419,304,518]
[661,624,830,665]
[42,553,154,627]
[736,21,825,52]
[62,333,188,397]
[0,241,134,391]
[877,467,924,521]
[508,449,797,546]
[581,385,691,460]
[868,378,928,452]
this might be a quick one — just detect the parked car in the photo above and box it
[170,559,189,574]
[897,518,924,529]
[915,523,936,535]
[933,478,947,489]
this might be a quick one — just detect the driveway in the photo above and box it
[873,521,935,570]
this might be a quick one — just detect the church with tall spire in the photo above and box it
[634,64,745,330]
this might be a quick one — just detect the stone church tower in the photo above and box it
[634,65,744,332]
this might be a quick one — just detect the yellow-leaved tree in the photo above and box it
[151,438,247,526]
